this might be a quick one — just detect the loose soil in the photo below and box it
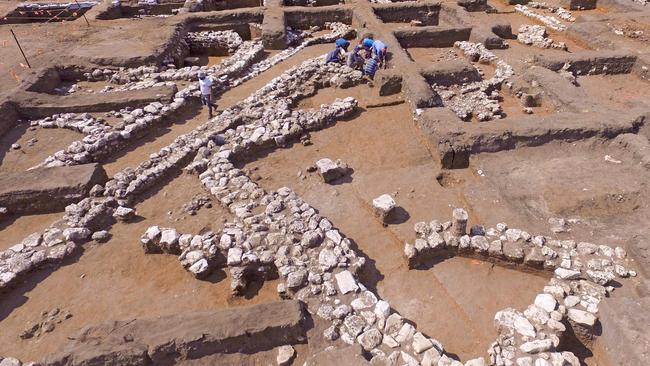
[0,123,85,174]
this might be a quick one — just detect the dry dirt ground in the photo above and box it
[1,0,649,365]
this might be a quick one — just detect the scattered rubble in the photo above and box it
[20,308,72,340]
[432,42,514,121]
[404,209,635,365]
[515,5,568,32]
[517,25,567,50]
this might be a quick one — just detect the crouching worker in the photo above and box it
[370,39,388,69]
[346,44,365,70]
[198,71,216,118]
[325,38,350,64]
[364,55,380,79]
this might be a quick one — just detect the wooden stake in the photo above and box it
[74,0,90,26]
[10,29,30,69]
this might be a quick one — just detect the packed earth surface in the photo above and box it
[0,0,649,365]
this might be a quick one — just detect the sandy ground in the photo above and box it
[1,5,649,365]
[0,173,282,359]
[0,123,84,174]
[238,85,552,359]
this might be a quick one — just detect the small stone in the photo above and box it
[276,345,295,365]
[344,315,366,337]
[318,249,338,270]
[92,230,111,242]
[114,206,135,222]
[22,232,42,247]
[519,339,553,353]
[286,269,308,289]
[534,294,557,313]
[315,158,347,183]
[567,308,597,327]
[374,300,391,318]
[412,332,433,353]
[323,325,339,340]
[564,295,580,307]
[357,328,383,351]
[554,268,581,280]
[383,334,399,348]
[335,270,358,294]
[188,258,210,278]
[0,357,22,366]
[227,247,243,266]
[351,291,378,311]
[452,208,469,236]
[11,143,21,150]
[372,194,395,223]
[465,358,486,366]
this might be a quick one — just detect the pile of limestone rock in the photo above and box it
[141,226,221,278]
[517,25,567,50]
[404,208,635,366]
[514,5,567,31]
[528,2,575,21]
[0,193,118,290]
[433,42,514,121]
[184,29,243,54]
[42,99,183,167]
[31,113,111,135]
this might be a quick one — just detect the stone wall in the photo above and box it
[372,2,441,25]
[394,26,472,48]
[285,6,353,28]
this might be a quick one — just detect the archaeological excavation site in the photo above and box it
[0,0,649,363]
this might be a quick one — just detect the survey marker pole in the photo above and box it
[10,29,31,69]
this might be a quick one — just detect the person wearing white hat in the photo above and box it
[198,71,216,118]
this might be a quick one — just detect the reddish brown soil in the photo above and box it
[1,7,649,365]
[0,173,282,360]
[0,123,84,174]
[240,85,552,359]
[0,212,63,251]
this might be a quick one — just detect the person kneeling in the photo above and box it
[325,38,350,64]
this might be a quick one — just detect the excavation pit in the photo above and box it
[0,1,648,365]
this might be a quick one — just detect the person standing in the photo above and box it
[198,71,216,118]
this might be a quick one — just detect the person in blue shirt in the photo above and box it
[371,39,387,67]
[325,38,350,64]
[361,38,388,69]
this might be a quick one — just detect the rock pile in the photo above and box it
[149,160,461,365]
[141,226,221,278]
[514,5,567,31]
[185,30,243,54]
[517,25,567,50]
[404,208,635,366]
[0,194,118,290]
[528,2,575,22]
[31,113,110,135]
[432,42,514,121]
